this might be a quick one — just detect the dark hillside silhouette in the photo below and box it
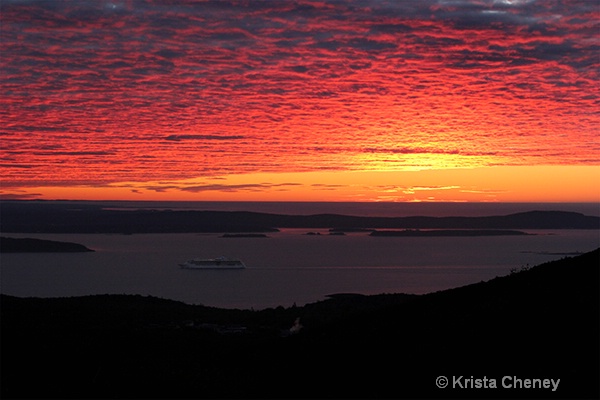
[2,249,598,398]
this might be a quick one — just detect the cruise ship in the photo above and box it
[179,256,246,269]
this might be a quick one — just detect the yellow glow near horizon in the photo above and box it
[2,165,599,203]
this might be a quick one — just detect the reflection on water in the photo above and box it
[1,229,598,309]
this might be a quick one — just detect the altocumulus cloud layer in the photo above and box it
[1,0,598,187]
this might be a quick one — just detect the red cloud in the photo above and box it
[1,0,598,188]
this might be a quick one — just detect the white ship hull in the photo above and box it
[179,257,246,269]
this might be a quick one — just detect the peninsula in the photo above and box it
[0,237,94,253]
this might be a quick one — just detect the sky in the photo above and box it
[1,0,599,202]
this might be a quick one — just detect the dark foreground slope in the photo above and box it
[2,250,598,399]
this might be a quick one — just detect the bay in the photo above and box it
[1,228,598,309]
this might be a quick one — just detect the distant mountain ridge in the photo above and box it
[1,201,598,233]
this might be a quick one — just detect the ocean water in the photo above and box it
[2,228,598,309]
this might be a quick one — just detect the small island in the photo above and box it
[220,233,269,238]
[329,228,375,233]
[0,237,94,253]
[304,231,346,236]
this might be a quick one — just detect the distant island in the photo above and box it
[370,229,530,237]
[220,233,270,238]
[1,201,598,233]
[305,231,346,235]
[329,227,375,233]
[0,237,94,253]
[2,249,598,398]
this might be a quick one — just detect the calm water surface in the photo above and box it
[2,229,598,309]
